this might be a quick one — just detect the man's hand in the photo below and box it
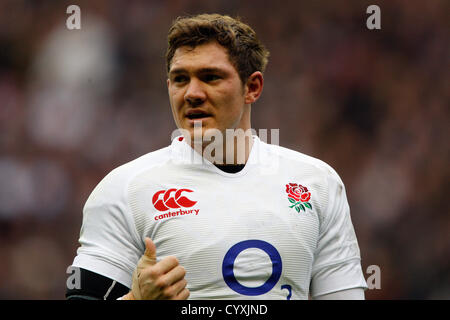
[128,237,190,300]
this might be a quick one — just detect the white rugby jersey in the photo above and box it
[72,135,368,299]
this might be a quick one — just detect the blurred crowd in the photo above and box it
[0,0,448,299]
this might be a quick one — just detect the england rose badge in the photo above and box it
[286,183,313,212]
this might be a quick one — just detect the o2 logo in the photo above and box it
[222,240,292,299]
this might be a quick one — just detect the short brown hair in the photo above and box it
[165,14,270,83]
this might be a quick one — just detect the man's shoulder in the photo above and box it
[262,142,343,183]
[110,145,172,180]
[86,145,172,202]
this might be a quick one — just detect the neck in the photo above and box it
[222,134,254,165]
[186,130,254,165]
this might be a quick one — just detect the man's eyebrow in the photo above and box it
[197,67,225,74]
[168,68,186,75]
[169,67,226,75]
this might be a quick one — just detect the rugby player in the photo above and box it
[67,13,367,300]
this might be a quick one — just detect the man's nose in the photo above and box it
[184,79,206,105]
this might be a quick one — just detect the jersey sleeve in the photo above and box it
[310,170,368,298]
[71,168,143,289]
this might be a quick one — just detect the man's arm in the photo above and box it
[66,267,130,300]
[67,238,190,300]
[310,170,368,298]
[69,164,145,297]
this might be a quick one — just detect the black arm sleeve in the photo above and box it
[66,267,130,300]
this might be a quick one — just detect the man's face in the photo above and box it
[167,42,251,141]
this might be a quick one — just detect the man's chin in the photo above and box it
[179,125,225,144]
[185,117,212,127]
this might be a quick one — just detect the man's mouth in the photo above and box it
[185,110,212,120]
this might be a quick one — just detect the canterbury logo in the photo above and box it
[152,188,197,212]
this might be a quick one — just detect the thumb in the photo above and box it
[132,237,157,300]
[143,237,157,262]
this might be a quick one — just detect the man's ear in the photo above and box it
[244,71,264,104]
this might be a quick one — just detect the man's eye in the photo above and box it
[174,76,187,83]
[204,74,220,82]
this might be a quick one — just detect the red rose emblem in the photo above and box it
[286,183,311,202]
[286,183,313,213]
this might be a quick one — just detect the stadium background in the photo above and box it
[0,0,448,299]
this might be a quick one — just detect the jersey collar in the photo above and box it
[170,134,262,177]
